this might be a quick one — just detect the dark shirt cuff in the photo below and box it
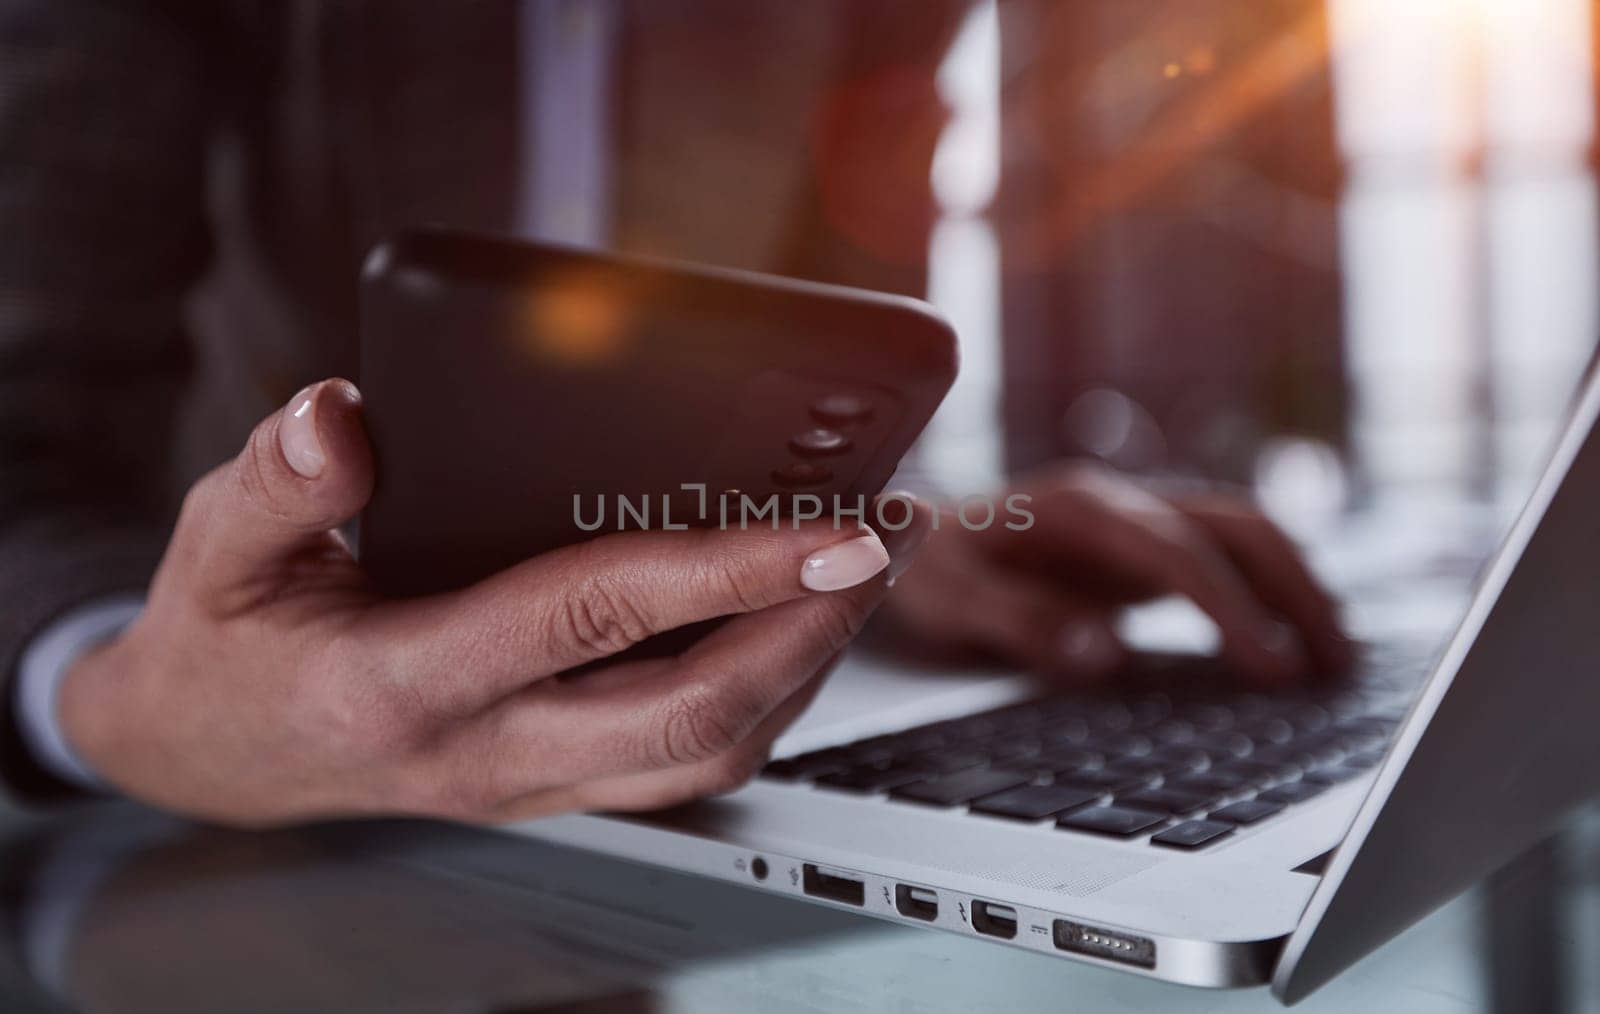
[0,526,165,806]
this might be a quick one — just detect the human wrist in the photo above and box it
[56,634,133,793]
[15,598,144,792]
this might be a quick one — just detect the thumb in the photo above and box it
[175,379,374,598]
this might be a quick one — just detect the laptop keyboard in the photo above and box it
[762,650,1419,850]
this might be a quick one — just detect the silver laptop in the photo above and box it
[514,364,1600,1005]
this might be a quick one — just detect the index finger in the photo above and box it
[1178,497,1355,676]
[368,519,888,715]
[375,494,934,715]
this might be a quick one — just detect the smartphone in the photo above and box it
[358,229,958,598]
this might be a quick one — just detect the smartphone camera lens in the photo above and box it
[810,394,873,426]
[789,427,852,458]
[772,462,833,488]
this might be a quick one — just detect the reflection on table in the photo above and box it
[0,800,1596,1013]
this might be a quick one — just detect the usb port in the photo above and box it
[971,900,1018,939]
[895,884,939,922]
[1053,920,1156,968]
[802,864,865,906]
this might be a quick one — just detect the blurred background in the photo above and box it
[14,0,1585,647]
[918,0,1599,608]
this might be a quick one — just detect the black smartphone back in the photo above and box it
[358,229,958,598]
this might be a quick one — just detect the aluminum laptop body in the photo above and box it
[512,366,1600,1003]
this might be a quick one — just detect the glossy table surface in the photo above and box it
[1,797,1595,1014]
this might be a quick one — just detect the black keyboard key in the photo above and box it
[1342,747,1387,769]
[1183,704,1236,732]
[986,737,1045,762]
[1058,805,1167,837]
[1259,780,1326,805]
[1117,787,1216,815]
[761,760,808,781]
[1101,758,1166,782]
[1209,798,1285,825]
[971,784,1103,821]
[1302,762,1369,785]
[847,744,902,766]
[1039,716,1092,745]
[1333,716,1398,739]
[1085,732,1154,757]
[1088,701,1135,731]
[816,763,930,793]
[763,750,850,781]
[1193,730,1254,758]
[1285,735,1345,768]
[1055,769,1153,794]
[893,728,954,752]
[1151,718,1198,744]
[1288,704,1333,733]
[1037,748,1106,774]
[907,749,991,775]
[847,733,903,753]
[1231,752,1303,781]
[1168,771,1250,795]
[891,768,1032,807]
[1238,717,1295,747]
[1145,745,1211,774]
[1127,693,1173,725]
[1151,820,1235,850]
[1228,693,1272,720]
[1325,694,1374,719]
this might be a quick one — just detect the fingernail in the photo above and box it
[1258,620,1299,654]
[1058,620,1120,676]
[279,384,326,478]
[801,533,890,592]
[1258,620,1310,674]
[876,491,932,584]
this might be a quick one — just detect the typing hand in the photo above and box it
[879,462,1352,687]
[59,380,931,826]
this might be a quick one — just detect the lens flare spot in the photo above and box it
[520,271,631,367]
